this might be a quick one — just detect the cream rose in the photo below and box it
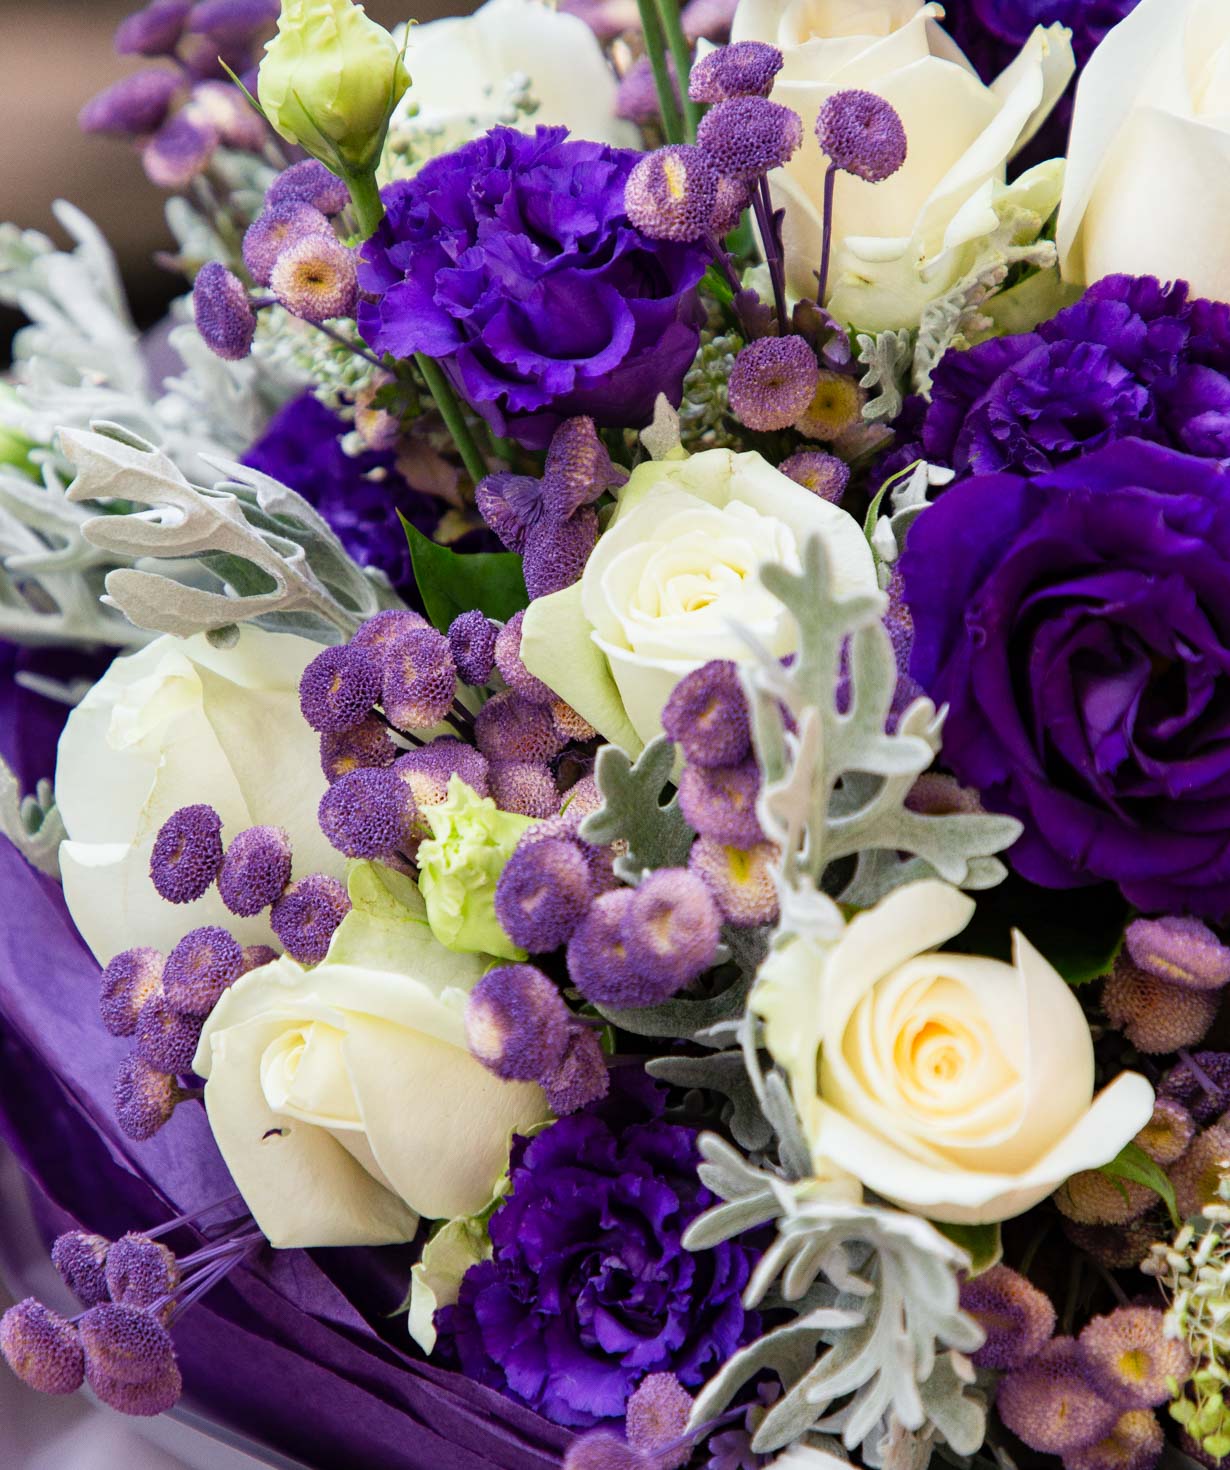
[520,447,876,752]
[1057,0,1230,306]
[193,864,549,1247]
[754,879,1154,1224]
[56,628,347,964]
[731,0,1074,330]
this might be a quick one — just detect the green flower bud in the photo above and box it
[1207,1434,1230,1459]
[258,0,410,174]
[416,776,538,962]
[0,388,36,480]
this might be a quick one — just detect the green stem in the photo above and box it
[344,168,385,241]
[414,353,488,487]
[653,0,700,142]
[635,0,683,145]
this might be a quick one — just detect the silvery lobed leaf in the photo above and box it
[0,763,64,878]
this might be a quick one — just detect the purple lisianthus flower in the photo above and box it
[358,126,708,450]
[436,1070,759,1429]
[903,437,1230,917]
[891,276,1230,482]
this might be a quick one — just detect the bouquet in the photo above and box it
[4,0,1230,1467]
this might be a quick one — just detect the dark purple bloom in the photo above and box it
[79,68,181,136]
[903,437,1230,916]
[436,1072,759,1429]
[358,126,708,450]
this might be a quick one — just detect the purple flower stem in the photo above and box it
[144,1192,246,1241]
[753,176,788,334]
[1178,1047,1224,1106]
[815,162,838,306]
[703,232,743,295]
[312,320,384,370]
[373,707,427,748]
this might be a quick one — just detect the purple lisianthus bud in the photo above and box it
[51,1234,111,1308]
[688,836,778,929]
[192,261,256,360]
[320,717,397,781]
[242,201,331,287]
[270,874,350,964]
[142,111,217,188]
[475,691,565,762]
[1103,962,1219,1053]
[626,1373,692,1467]
[299,644,380,733]
[794,368,864,441]
[997,1338,1120,1455]
[116,0,193,56]
[382,626,457,731]
[567,889,648,1008]
[1,1300,84,1395]
[625,146,719,244]
[217,825,292,916]
[79,1302,177,1386]
[162,925,243,1016]
[678,758,764,847]
[1125,915,1230,991]
[710,174,749,237]
[1134,1097,1194,1165]
[496,836,594,952]
[490,760,560,818]
[186,0,278,47]
[541,416,626,521]
[779,448,851,502]
[542,1025,610,1115]
[240,943,278,972]
[697,97,803,181]
[86,1355,183,1416]
[114,1052,181,1141]
[265,159,351,216]
[564,1431,653,1470]
[495,610,553,705]
[349,608,431,666]
[318,768,413,859]
[79,68,180,136]
[622,868,720,997]
[689,41,782,103]
[959,1265,1056,1371]
[448,610,498,686]
[523,507,600,600]
[186,80,266,151]
[1079,1307,1192,1411]
[465,964,571,1082]
[394,737,490,809]
[816,89,908,184]
[100,948,164,1037]
[104,1235,181,1320]
[270,233,358,324]
[149,803,223,904]
[728,335,819,432]
[134,994,204,1074]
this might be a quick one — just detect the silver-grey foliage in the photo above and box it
[0,761,64,878]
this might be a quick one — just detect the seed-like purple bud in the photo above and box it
[710,174,749,237]
[242,201,331,287]
[523,507,600,600]
[265,159,351,216]
[134,994,204,1074]
[816,89,908,184]
[1134,1097,1194,1166]
[100,948,164,1037]
[663,662,750,769]
[495,611,553,705]
[543,1025,610,1115]
[495,836,594,952]
[270,233,358,324]
[350,608,431,666]
[780,449,851,503]
[298,644,380,733]
[678,758,764,847]
[320,717,397,781]
[449,610,498,686]
[162,925,243,1016]
[795,369,865,441]
[192,261,256,360]
[541,417,625,521]
[51,1233,111,1308]
[564,1431,654,1470]
[149,803,223,904]
[490,760,560,818]
[625,146,719,244]
[475,690,565,763]
[79,68,181,136]
[465,964,571,1083]
[116,0,193,56]
[87,1355,183,1416]
[553,700,598,744]
[626,1372,693,1468]
[142,111,218,188]
[240,943,278,972]
[318,768,413,858]
[728,335,819,432]
[217,825,292,916]
[959,1265,1056,1371]
[697,96,803,180]
[688,836,778,929]
[394,737,490,809]
[566,889,643,1007]
[1056,1170,1154,1228]
[997,1337,1120,1455]
[1,1300,84,1395]
[1079,1307,1192,1411]
[623,868,720,997]
[1066,1410,1164,1470]
[689,41,783,103]
[1125,915,1230,992]
[186,80,266,150]
[186,0,278,46]
[1170,1124,1230,1218]
[270,874,350,965]
[114,1052,181,1141]
[1103,963,1219,1054]
[79,1302,177,1386]
[104,1234,181,1320]
[382,626,457,731]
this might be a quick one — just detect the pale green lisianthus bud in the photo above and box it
[259,0,410,174]
[417,775,538,962]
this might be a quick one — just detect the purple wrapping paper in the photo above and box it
[0,836,575,1469]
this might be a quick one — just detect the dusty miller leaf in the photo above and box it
[856,330,912,424]
[579,736,695,881]
[0,762,64,878]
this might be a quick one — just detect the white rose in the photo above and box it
[193,864,549,1247]
[754,879,1155,1224]
[56,628,347,964]
[520,447,876,752]
[386,0,638,162]
[1057,0,1230,307]
[731,0,1074,330]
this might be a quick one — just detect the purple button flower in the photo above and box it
[903,437,1230,917]
[358,126,708,450]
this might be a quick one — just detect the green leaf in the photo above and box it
[1100,1142,1180,1229]
[934,1221,1002,1276]
[400,513,527,631]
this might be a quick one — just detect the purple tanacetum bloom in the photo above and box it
[0,1301,84,1395]
[142,111,217,188]
[543,1025,609,1115]
[689,42,782,104]
[449,610,498,686]
[727,336,819,432]
[816,90,908,183]
[265,159,351,216]
[996,1337,1120,1455]
[78,69,181,136]
[464,964,571,1083]
[217,826,292,916]
[269,874,350,964]
[696,98,803,181]
[778,449,850,502]
[242,202,331,287]
[269,234,358,324]
[317,768,413,859]
[149,803,223,904]
[662,661,751,769]
[358,127,708,449]
[625,147,719,244]
[99,948,165,1037]
[192,262,255,361]
[162,926,243,1016]
[436,1071,760,1428]
[298,645,380,734]
[959,1264,1056,1370]
[115,1,193,57]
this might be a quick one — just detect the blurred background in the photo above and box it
[0,0,472,361]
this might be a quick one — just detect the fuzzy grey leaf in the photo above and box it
[580,737,695,878]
